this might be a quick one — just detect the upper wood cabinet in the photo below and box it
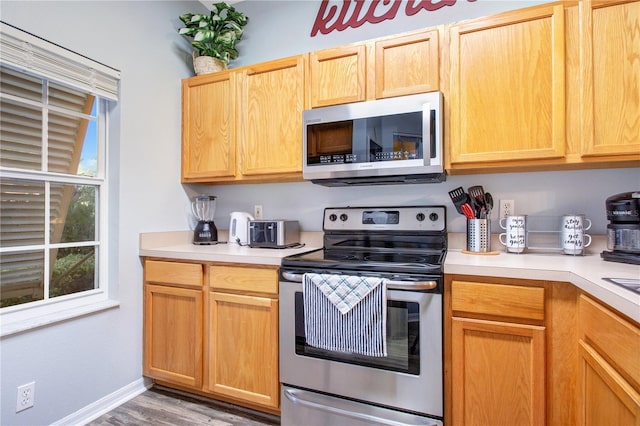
[375,29,440,99]
[448,3,566,169]
[181,71,236,182]
[579,0,640,160]
[237,55,306,179]
[310,44,366,107]
[181,55,306,184]
[309,28,440,107]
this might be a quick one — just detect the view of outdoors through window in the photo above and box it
[0,65,102,308]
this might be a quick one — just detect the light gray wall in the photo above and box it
[191,0,639,235]
[0,1,206,425]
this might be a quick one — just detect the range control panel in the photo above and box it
[323,206,446,232]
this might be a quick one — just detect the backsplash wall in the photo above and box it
[190,167,640,235]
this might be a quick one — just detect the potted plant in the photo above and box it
[178,2,249,75]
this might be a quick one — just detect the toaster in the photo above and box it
[248,220,300,248]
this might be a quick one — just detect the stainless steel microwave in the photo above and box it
[302,91,444,186]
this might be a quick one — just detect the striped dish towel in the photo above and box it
[303,273,387,357]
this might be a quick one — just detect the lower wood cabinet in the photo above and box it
[446,277,547,426]
[143,260,204,388]
[577,294,640,425]
[143,259,280,414]
[207,291,279,408]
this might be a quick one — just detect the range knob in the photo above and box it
[340,213,348,222]
[429,212,439,221]
[329,213,338,222]
[416,213,426,221]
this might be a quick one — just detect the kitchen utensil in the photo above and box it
[191,195,218,245]
[449,186,475,219]
[461,203,476,220]
[229,211,254,245]
[484,192,494,216]
[468,185,486,218]
[448,186,467,215]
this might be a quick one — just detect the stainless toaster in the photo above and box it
[248,220,300,248]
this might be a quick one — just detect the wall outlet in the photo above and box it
[16,382,35,412]
[499,199,515,219]
[254,205,263,219]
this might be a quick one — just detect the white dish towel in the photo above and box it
[303,273,387,357]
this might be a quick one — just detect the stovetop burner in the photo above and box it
[281,206,447,276]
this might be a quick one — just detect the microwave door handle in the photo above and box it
[422,101,432,164]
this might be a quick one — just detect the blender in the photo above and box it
[191,195,218,245]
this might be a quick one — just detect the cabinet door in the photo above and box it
[580,0,640,159]
[449,4,566,167]
[451,317,546,426]
[310,44,366,107]
[578,341,640,425]
[238,55,305,178]
[144,284,203,388]
[207,292,279,409]
[181,72,236,182]
[375,29,439,99]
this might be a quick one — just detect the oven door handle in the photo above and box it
[281,272,437,290]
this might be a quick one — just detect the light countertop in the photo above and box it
[140,231,639,323]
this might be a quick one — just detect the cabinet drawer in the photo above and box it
[145,260,203,287]
[209,265,278,295]
[579,294,640,389]
[451,280,545,321]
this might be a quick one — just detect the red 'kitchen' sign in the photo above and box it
[311,0,476,36]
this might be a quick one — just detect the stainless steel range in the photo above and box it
[279,206,446,426]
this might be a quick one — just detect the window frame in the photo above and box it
[0,22,120,336]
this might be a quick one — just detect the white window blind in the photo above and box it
[0,21,120,101]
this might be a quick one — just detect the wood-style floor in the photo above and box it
[87,386,280,425]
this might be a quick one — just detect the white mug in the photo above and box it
[561,214,592,255]
[499,215,526,253]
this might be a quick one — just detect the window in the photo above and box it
[0,22,120,331]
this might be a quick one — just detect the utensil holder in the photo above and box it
[467,219,491,252]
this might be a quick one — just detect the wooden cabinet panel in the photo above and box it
[448,4,566,166]
[579,294,640,391]
[451,317,546,426]
[207,292,279,409]
[579,341,640,425]
[451,280,545,321]
[209,265,278,295]
[375,29,439,99]
[580,0,640,159]
[144,284,203,388]
[181,72,236,181]
[145,260,203,288]
[577,294,640,425]
[310,44,366,107]
[238,55,306,177]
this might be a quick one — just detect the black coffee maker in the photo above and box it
[191,195,218,245]
[601,191,640,265]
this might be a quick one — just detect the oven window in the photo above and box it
[294,292,420,375]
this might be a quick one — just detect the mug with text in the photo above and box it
[561,214,592,255]
[499,215,527,253]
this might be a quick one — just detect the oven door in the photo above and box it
[279,275,443,420]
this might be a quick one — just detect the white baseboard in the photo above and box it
[51,377,153,426]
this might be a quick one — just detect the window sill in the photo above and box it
[1,299,120,338]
